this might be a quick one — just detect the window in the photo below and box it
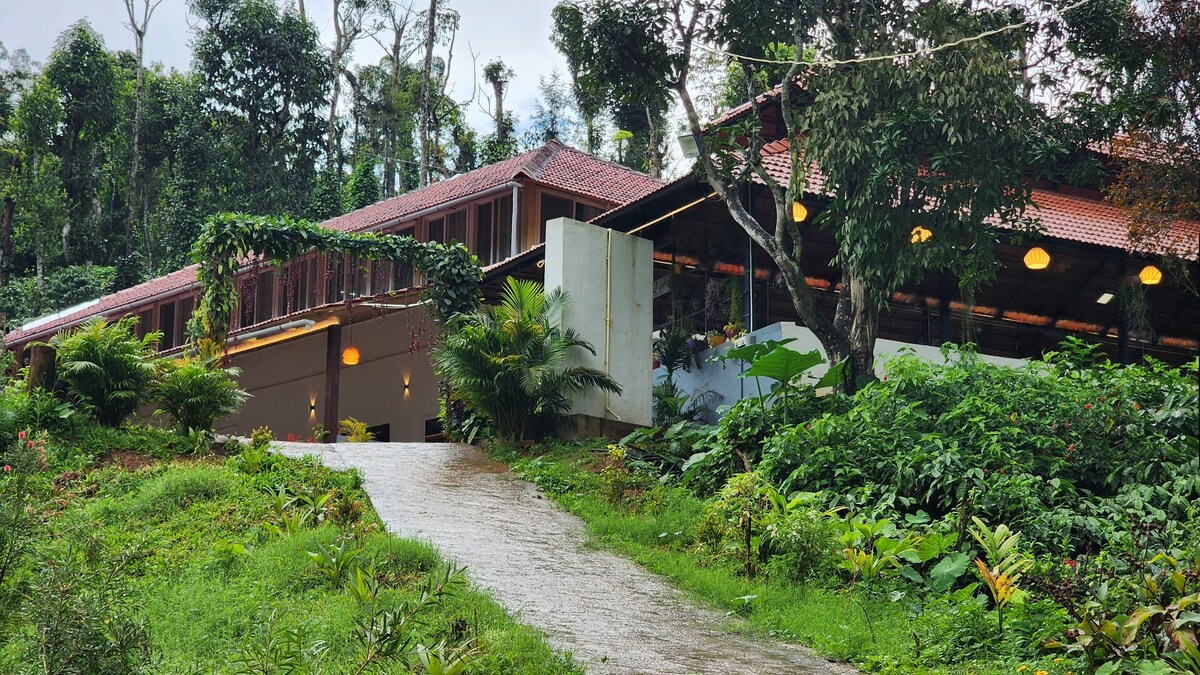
[540,194,575,243]
[446,210,467,244]
[179,296,195,340]
[393,227,415,289]
[575,202,604,222]
[135,309,153,339]
[159,302,177,351]
[475,203,494,264]
[427,217,445,244]
[254,271,275,324]
[324,255,346,304]
[277,258,315,314]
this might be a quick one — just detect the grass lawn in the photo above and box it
[495,442,1078,675]
[1,441,579,674]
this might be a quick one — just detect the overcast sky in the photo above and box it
[0,0,567,131]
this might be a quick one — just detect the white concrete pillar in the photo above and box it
[544,217,652,427]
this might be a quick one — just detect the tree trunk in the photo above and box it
[493,78,506,145]
[126,28,145,256]
[419,0,438,187]
[0,197,13,287]
[327,0,346,165]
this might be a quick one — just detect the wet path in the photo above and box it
[274,442,853,674]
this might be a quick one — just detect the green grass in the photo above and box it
[3,440,579,674]
[497,443,1073,675]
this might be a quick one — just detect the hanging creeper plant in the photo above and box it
[192,213,482,340]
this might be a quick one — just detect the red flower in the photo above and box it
[2,465,10,472]
[17,431,25,440]
[27,441,34,448]
[1084,403,1092,410]
[1064,558,1077,568]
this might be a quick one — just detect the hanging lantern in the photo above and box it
[341,346,360,366]
[1138,264,1162,285]
[1023,247,1050,270]
[910,226,933,244]
[791,201,808,223]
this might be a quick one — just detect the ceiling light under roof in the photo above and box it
[1096,292,1114,305]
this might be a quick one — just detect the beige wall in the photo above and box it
[217,308,440,441]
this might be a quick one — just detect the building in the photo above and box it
[4,141,662,440]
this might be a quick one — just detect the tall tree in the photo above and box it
[560,0,1068,388]
[369,0,419,196]
[327,0,381,167]
[190,0,330,215]
[1063,0,1199,286]
[551,1,669,175]
[9,78,69,286]
[480,58,516,162]
[418,0,439,186]
[527,70,579,147]
[550,3,606,153]
[122,0,164,258]
[43,21,119,263]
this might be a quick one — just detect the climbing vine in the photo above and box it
[191,213,482,340]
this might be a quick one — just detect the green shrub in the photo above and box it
[432,277,621,442]
[759,343,1199,555]
[50,316,161,427]
[154,356,249,432]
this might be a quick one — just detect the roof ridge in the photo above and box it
[519,139,565,181]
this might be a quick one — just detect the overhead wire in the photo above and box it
[692,0,1095,67]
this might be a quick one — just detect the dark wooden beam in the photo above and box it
[323,325,342,443]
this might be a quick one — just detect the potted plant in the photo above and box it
[707,330,727,347]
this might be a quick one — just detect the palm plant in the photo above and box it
[154,356,250,432]
[48,316,161,427]
[431,277,622,442]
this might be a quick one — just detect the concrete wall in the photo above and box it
[660,322,1028,424]
[218,308,439,441]
[544,217,653,427]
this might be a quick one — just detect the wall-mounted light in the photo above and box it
[1023,247,1050,270]
[1138,265,1162,285]
[791,201,808,223]
[342,346,360,366]
[909,226,933,244]
[677,133,700,159]
[1096,292,1114,305]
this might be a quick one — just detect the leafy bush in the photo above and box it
[154,356,249,432]
[49,316,161,427]
[759,342,1199,555]
[432,277,621,441]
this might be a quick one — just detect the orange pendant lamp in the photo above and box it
[341,346,360,366]
[791,201,808,223]
[1023,247,1050,270]
[1138,265,1162,286]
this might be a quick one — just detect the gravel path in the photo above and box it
[274,441,854,675]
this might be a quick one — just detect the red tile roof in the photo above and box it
[4,141,662,347]
[752,141,1199,259]
[323,139,661,233]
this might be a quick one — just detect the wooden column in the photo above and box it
[1117,262,1130,365]
[27,344,56,392]
[938,272,953,345]
[323,325,341,442]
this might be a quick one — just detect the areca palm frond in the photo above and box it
[432,277,622,442]
[47,316,162,427]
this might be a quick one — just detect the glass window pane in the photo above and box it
[159,302,177,350]
[496,195,513,260]
[447,210,467,244]
[475,203,494,264]
[427,218,444,244]
[540,194,574,243]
